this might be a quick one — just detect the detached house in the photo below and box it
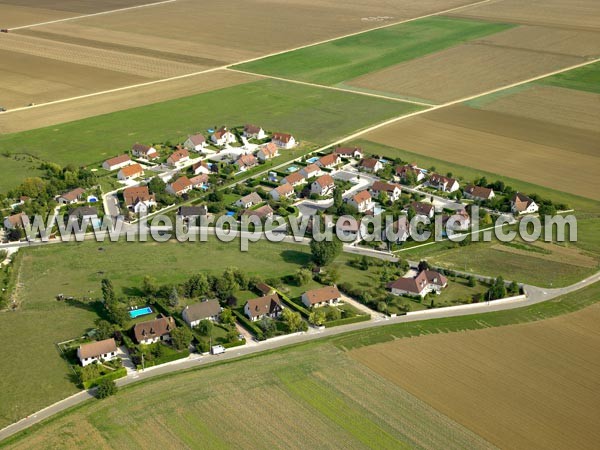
[243,124,267,140]
[311,174,335,196]
[117,163,144,181]
[167,176,193,196]
[384,216,410,243]
[387,270,448,298]
[334,146,363,159]
[301,286,341,308]
[235,154,258,171]
[167,148,190,167]
[192,160,210,175]
[300,164,321,179]
[211,127,236,146]
[133,315,176,345]
[182,299,221,327]
[189,174,208,189]
[103,154,131,171]
[241,204,274,220]
[235,192,262,208]
[244,293,284,321]
[270,183,295,201]
[464,184,495,202]
[257,142,279,161]
[77,338,118,367]
[281,171,305,187]
[316,153,341,170]
[132,143,158,160]
[177,205,208,224]
[57,187,85,205]
[123,186,156,215]
[271,132,296,149]
[184,134,206,152]
[4,213,29,230]
[410,201,434,219]
[358,158,383,173]
[395,164,425,183]
[511,192,539,215]
[68,206,98,223]
[429,173,459,192]
[348,190,373,213]
[442,209,471,231]
[370,181,402,202]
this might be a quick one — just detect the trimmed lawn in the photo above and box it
[235,17,513,86]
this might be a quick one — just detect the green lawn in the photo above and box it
[235,17,513,86]
[536,61,600,94]
[0,79,420,193]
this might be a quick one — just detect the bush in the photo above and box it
[82,367,127,389]
[276,290,310,318]
[95,378,117,398]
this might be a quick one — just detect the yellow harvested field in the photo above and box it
[346,42,582,103]
[351,303,600,450]
[473,84,600,133]
[491,242,598,268]
[0,69,260,133]
[449,0,600,31]
[364,104,600,200]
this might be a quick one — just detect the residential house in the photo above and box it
[211,127,236,146]
[333,146,363,159]
[429,173,459,192]
[192,160,210,175]
[133,315,176,345]
[243,124,267,140]
[316,153,341,170]
[271,132,296,149]
[77,338,118,367]
[167,176,193,196]
[123,186,156,215]
[370,181,402,202]
[410,201,434,219]
[300,164,321,179]
[358,158,383,173]
[103,154,131,171]
[244,293,283,321]
[301,286,341,308]
[281,171,305,187]
[189,174,208,189]
[383,216,410,243]
[184,134,206,152]
[442,209,471,232]
[57,187,85,205]
[255,282,274,296]
[388,270,448,298]
[348,190,373,213]
[68,206,98,222]
[3,212,29,230]
[117,163,144,181]
[235,192,262,208]
[257,142,279,161]
[241,204,274,220]
[131,143,158,160]
[511,192,539,214]
[270,183,295,201]
[177,205,208,224]
[395,164,425,183]
[182,299,221,327]
[311,174,335,196]
[463,184,495,202]
[167,148,190,167]
[235,154,258,171]
[337,218,365,242]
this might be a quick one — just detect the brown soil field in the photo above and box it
[0,69,260,134]
[473,84,600,133]
[351,303,600,450]
[449,0,600,31]
[491,242,598,268]
[0,48,150,109]
[346,42,582,103]
[364,104,600,200]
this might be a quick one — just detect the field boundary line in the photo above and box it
[7,0,178,31]
[225,68,434,106]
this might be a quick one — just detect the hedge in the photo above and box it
[276,290,310,318]
[83,367,127,389]
[324,314,371,328]
[223,338,246,349]
[233,310,264,340]
[136,348,190,370]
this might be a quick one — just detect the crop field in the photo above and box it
[2,345,492,449]
[350,302,600,450]
[0,78,420,192]
[536,60,600,93]
[235,16,513,88]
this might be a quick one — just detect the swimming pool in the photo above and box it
[306,156,319,163]
[129,307,153,319]
[287,166,299,173]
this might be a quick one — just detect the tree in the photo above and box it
[281,308,304,332]
[487,276,507,300]
[257,317,276,338]
[324,306,341,322]
[509,280,520,296]
[183,273,209,298]
[214,268,239,300]
[468,276,476,287]
[142,275,158,297]
[96,378,117,399]
[377,301,388,313]
[101,278,116,304]
[310,238,342,266]
[169,287,179,307]
[417,260,430,272]
[378,191,389,205]
[295,268,312,286]
[95,320,115,340]
[197,319,213,336]
[333,185,343,210]
[325,265,340,284]
[220,308,236,326]
[170,327,193,350]
[308,309,326,326]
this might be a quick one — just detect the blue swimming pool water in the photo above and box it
[306,157,319,163]
[287,166,299,172]
[129,307,153,319]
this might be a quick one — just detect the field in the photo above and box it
[350,302,600,450]
[236,16,514,88]
[0,78,420,192]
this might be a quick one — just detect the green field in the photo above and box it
[0,79,421,192]
[537,61,600,93]
[235,17,513,86]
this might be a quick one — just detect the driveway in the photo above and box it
[339,293,387,321]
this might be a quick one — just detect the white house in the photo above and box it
[257,142,279,161]
[464,184,495,201]
[182,300,221,328]
[184,134,207,152]
[133,315,176,345]
[511,192,539,214]
[211,127,237,146]
[316,153,341,170]
[270,183,295,201]
[271,132,296,149]
[387,270,448,298]
[348,190,373,213]
[57,187,85,205]
[429,173,459,192]
[235,154,258,171]
[410,201,435,219]
[77,338,118,367]
[333,146,363,159]
[123,186,156,215]
[281,171,305,187]
[167,176,193,196]
[300,164,322,179]
[103,154,131,171]
[167,149,190,167]
[301,286,341,308]
[192,161,211,175]
[235,192,262,208]
[132,143,158,160]
[117,163,144,181]
[311,174,335,196]
[358,158,383,173]
[243,124,267,140]
[395,164,425,183]
[244,293,283,321]
[370,181,402,202]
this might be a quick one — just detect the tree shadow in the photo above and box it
[280,249,311,266]
[64,297,108,321]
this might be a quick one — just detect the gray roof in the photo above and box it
[183,300,221,322]
[178,205,207,217]
[68,206,98,217]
